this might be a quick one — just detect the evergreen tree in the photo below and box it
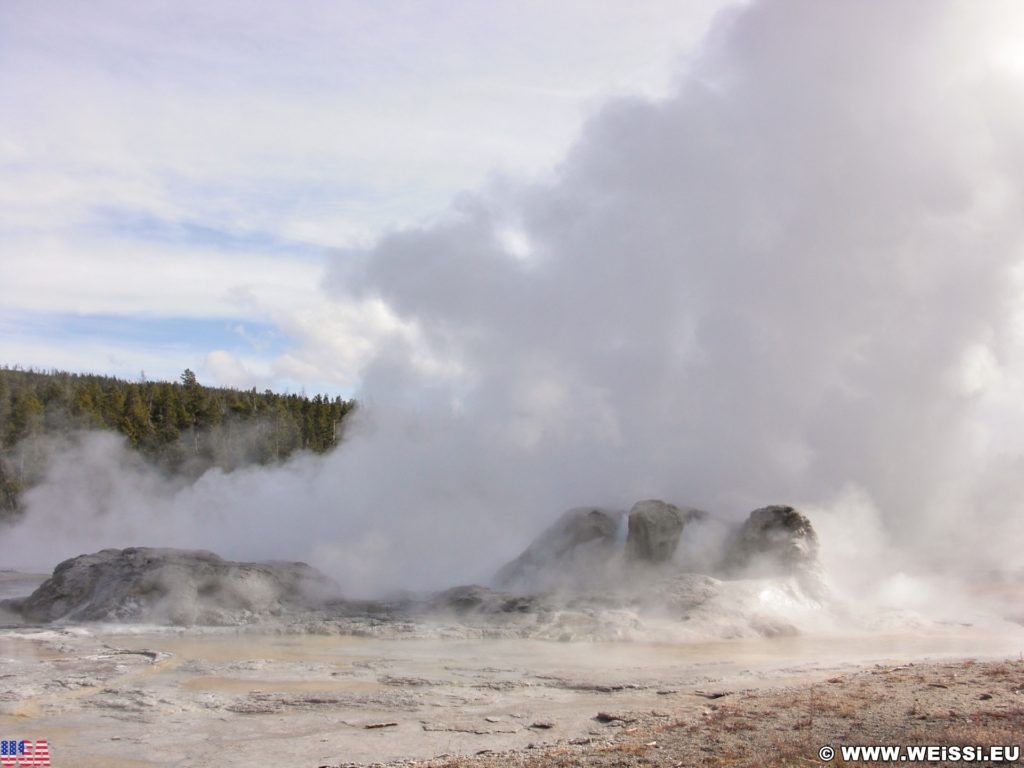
[0,366,356,520]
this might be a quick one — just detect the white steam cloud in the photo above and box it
[7,0,1024,598]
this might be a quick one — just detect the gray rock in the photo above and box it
[493,507,623,591]
[625,500,692,564]
[431,584,538,614]
[721,505,820,577]
[11,547,338,625]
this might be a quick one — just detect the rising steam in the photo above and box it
[6,0,1024,601]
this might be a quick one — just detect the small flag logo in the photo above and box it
[0,740,50,767]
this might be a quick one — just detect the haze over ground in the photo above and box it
[4,1,1024,605]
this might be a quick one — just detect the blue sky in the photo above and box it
[0,0,732,396]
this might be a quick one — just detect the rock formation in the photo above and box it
[721,505,820,578]
[6,547,338,625]
[431,584,538,615]
[493,507,623,591]
[625,499,704,564]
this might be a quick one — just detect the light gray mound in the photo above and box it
[492,507,623,592]
[625,499,705,564]
[424,573,824,641]
[8,547,339,626]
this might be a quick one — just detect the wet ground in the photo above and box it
[3,623,1023,767]
[3,566,1023,767]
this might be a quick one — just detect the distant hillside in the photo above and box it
[0,367,355,518]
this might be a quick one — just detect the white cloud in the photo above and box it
[0,237,319,318]
[267,298,439,391]
[0,0,734,390]
[1,0,733,247]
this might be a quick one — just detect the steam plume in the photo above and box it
[7,0,1024,598]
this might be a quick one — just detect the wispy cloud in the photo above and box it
[0,0,729,391]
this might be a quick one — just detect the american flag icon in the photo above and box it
[0,740,50,767]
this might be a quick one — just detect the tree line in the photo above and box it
[0,366,356,519]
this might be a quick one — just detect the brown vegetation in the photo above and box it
[404,658,1024,768]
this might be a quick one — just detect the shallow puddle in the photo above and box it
[629,629,1024,666]
[103,625,1024,678]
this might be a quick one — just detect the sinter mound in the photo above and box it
[493,500,821,587]
[8,502,827,638]
[5,547,338,625]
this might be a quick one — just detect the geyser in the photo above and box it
[494,500,824,593]
[6,501,833,640]
[5,0,1024,604]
